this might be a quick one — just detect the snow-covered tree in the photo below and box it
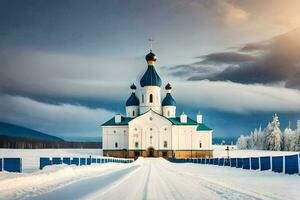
[293,129,300,151]
[236,134,248,149]
[282,128,295,151]
[264,114,282,151]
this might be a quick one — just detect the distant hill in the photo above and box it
[0,122,64,142]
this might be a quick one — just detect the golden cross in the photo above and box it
[148,38,154,51]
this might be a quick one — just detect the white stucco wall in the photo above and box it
[139,86,162,114]
[102,126,129,149]
[128,110,172,150]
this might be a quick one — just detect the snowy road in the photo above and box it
[1,157,299,200]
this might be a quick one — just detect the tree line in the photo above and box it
[0,135,102,149]
[236,114,300,151]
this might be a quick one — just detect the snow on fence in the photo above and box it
[168,153,300,175]
[39,157,134,170]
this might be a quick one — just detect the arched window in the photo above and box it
[199,141,202,148]
[164,141,168,148]
[115,142,118,148]
[142,95,144,103]
[167,110,170,116]
[149,94,153,103]
[133,110,135,116]
[135,142,139,148]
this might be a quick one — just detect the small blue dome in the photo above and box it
[126,93,140,106]
[162,93,176,106]
[140,65,162,87]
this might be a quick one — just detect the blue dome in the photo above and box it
[140,65,162,87]
[126,93,140,106]
[162,93,176,106]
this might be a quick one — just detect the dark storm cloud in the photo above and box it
[167,28,300,89]
[196,52,255,64]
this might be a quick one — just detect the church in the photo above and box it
[101,49,213,159]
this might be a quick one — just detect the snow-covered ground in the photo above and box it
[0,157,299,200]
[213,145,300,158]
[0,149,102,173]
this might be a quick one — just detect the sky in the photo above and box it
[1,0,300,141]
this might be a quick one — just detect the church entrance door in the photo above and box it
[148,147,155,157]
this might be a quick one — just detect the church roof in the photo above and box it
[162,93,176,106]
[140,65,162,87]
[126,93,140,106]
[169,117,197,125]
[102,111,212,131]
[197,123,212,131]
[101,116,133,126]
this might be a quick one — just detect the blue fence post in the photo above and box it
[209,158,213,165]
[80,158,87,166]
[87,157,92,165]
[242,158,250,169]
[237,158,243,168]
[284,154,299,174]
[272,156,283,173]
[63,157,71,165]
[4,158,22,172]
[213,158,218,165]
[230,158,237,167]
[218,158,224,166]
[71,158,79,166]
[260,156,271,171]
[92,158,97,164]
[0,158,2,172]
[52,157,62,165]
[40,157,51,169]
[224,158,230,166]
[251,157,259,170]
[97,158,101,163]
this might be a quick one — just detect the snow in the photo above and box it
[0,149,102,173]
[0,157,299,200]
[213,145,300,158]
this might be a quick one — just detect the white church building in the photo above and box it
[101,50,213,158]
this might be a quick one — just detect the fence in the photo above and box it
[0,158,22,173]
[40,157,134,170]
[168,153,300,175]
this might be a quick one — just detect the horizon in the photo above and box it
[1,0,300,141]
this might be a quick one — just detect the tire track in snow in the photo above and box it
[161,161,268,200]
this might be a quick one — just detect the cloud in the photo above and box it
[196,52,255,64]
[174,80,300,113]
[215,1,249,25]
[165,28,300,89]
[0,94,114,138]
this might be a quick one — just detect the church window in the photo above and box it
[164,128,167,131]
[124,130,126,133]
[199,142,202,148]
[149,117,153,121]
[167,111,170,116]
[133,110,135,116]
[115,142,118,148]
[164,141,168,148]
[113,130,116,133]
[135,128,137,131]
[149,94,153,103]
[150,136,153,144]
[135,142,139,148]
[150,128,152,131]
[142,95,144,103]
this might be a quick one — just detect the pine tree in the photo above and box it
[282,128,295,151]
[236,134,248,149]
[294,129,300,151]
[264,114,282,151]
